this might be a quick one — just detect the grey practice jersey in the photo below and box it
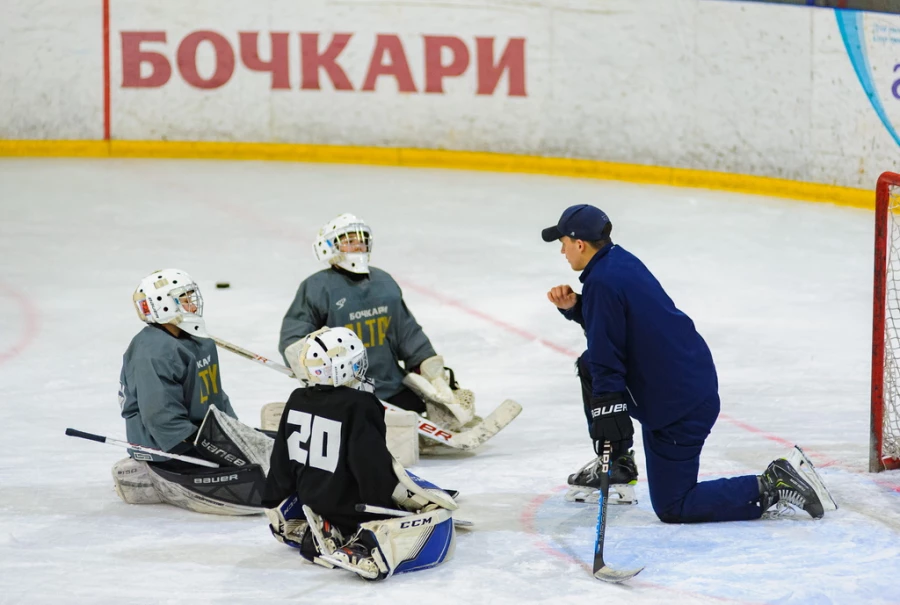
[119,325,236,460]
[279,267,436,400]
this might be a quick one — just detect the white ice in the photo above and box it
[1,158,898,605]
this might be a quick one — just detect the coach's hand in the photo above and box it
[547,285,578,310]
[589,393,633,446]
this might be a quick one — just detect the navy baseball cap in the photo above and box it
[541,204,610,242]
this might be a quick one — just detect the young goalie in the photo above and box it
[262,326,458,580]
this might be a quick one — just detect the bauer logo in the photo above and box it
[193,474,239,484]
[837,11,900,149]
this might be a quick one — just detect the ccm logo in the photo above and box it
[591,403,627,417]
[400,517,433,529]
[194,474,238,484]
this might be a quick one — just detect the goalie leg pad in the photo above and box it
[196,406,274,473]
[147,463,266,515]
[359,507,456,578]
[112,457,162,504]
[390,458,457,512]
[385,409,419,467]
[260,401,285,433]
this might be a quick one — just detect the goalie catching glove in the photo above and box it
[403,355,476,430]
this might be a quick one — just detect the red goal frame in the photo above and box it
[871,171,900,472]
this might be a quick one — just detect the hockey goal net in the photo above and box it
[872,171,900,472]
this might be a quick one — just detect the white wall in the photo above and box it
[1,0,898,189]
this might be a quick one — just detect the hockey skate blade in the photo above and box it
[565,484,637,505]
[593,564,644,584]
[786,446,837,512]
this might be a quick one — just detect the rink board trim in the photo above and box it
[0,139,873,209]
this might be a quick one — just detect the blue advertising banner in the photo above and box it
[837,11,900,148]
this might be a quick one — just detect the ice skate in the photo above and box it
[320,540,384,580]
[759,448,835,519]
[565,450,638,505]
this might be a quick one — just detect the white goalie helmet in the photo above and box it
[132,268,208,338]
[295,327,368,388]
[313,213,373,274]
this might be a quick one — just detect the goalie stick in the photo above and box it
[211,335,522,451]
[65,428,220,468]
[355,504,474,527]
[592,440,644,583]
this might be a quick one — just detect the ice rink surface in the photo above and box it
[1,158,899,604]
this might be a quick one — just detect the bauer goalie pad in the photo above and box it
[112,457,162,505]
[195,406,274,473]
[403,355,476,429]
[147,463,266,515]
[390,458,458,513]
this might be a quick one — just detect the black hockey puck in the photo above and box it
[215,282,230,289]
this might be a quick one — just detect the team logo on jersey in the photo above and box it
[336,298,346,309]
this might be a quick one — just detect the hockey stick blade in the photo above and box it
[211,334,522,451]
[593,564,644,584]
[388,398,522,451]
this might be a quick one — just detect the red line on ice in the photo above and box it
[0,282,40,365]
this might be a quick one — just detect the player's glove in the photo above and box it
[265,495,309,550]
[589,393,633,447]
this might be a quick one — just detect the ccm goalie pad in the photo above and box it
[403,355,476,430]
[312,507,456,581]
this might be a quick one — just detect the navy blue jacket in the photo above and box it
[562,244,718,429]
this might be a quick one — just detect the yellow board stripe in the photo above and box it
[0,139,874,209]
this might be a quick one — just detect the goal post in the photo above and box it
[871,171,900,472]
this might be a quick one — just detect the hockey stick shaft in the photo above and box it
[65,428,220,468]
[211,334,521,450]
[591,439,644,583]
[592,440,612,573]
[355,504,473,527]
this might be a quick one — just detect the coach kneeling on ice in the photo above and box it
[263,326,457,580]
[114,269,273,515]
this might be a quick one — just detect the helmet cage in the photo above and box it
[314,214,373,274]
[133,269,208,338]
[301,328,368,387]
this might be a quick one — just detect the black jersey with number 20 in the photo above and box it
[262,385,399,531]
